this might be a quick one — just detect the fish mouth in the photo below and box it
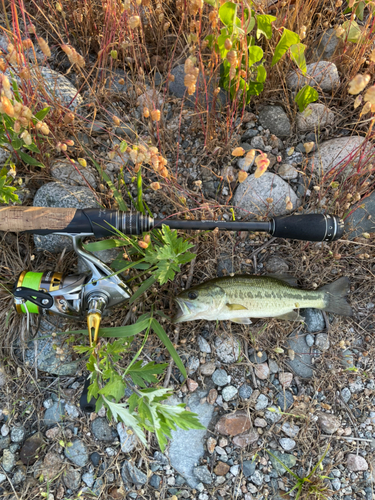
[172,298,196,324]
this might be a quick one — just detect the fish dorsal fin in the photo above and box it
[275,310,305,321]
[226,303,248,311]
[231,317,252,325]
[266,274,298,287]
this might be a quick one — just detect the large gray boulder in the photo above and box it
[345,191,375,239]
[233,172,299,216]
[287,61,340,92]
[296,103,334,132]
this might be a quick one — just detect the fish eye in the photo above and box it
[188,291,198,300]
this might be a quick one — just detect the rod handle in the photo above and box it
[271,214,344,242]
[0,206,77,232]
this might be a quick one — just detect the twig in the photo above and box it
[186,247,197,290]
[320,435,374,443]
[0,466,20,499]
[322,310,330,332]
[249,237,277,259]
[163,326,179,388]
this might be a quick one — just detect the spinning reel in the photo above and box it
[13,233,131,346]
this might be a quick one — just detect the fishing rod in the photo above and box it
[0,206,344,412]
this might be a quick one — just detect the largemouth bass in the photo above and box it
[173,275,352,324]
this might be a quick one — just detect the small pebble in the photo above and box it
[279,438,296,451]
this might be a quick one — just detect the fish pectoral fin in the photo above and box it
[275,310,305,321]
[226,303,248,311]
[231,317,252,325]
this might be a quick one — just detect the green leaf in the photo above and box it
[99,375,126,402]
[219,1,237,26]
[19,151,44,167]
[290,43,307,74]
[356,1,365,20]
[127,360,169,388]
[248,45,263,66]
[104,398,147,446]
[129,275,156,305]
[100,318,151,338]
[203,0,216,5]
[256,64,267,83]
[25,143,41,153]
[271,28,300,66]
[83,239,125,252]
[341,20,362,43]
[217,31,231,59]
[245,15,256,34]
[256,14,276,40]
[151,319,187,379]
[295,84,319,112]
[34,107,50,121]
[11,138,22,150]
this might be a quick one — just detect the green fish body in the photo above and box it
[173,275,352,324]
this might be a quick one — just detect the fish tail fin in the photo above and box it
[319,277,353,317]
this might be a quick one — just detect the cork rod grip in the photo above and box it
[0,207,77,232]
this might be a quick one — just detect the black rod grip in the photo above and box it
[79,376,97,413]
[156,219,271,232]
[270,214,344,242]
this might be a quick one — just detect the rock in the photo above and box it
[214,462,230,476]
[90,452,101,467]
[255,394,269,411]
[305,334,314,347]
[82,471,95,488]
[187,356,200,375]
[92,478,104,496]
[92,418,115,442]
[296,104,334,132]
[222,385,238,401]
[282,422,300,438]
[268,359,279,374]
[265,406,282,423]
[212,369,230,386]
[277,164,298,180]
[187,378,199,392]
[331,478,341,491]
[308,136,373,177]
[45,427,61,439]
[312,28,341,61]
[121,461,147,486]
[232,430,258,448]
[193,465,212,484]
[279,372,293,387]
[302,309,325,333]
[44,402,66,426]
[345,191,375,240]
[276,391,294,410]
[2,449,16,472]
[215,411,251,436]
[37,67,83,109]
[10,426,25,443]
[50,158,97,189]
[349,378,365,393]
[249,351,268,364]
[242,460,256,477]
[20,432,44,465]
[12,466,26,485]
[318,413,340,434]
[347,454,368,472]
[258,106,291,138]
[207,437,217,454]
[286,332,313,378]
[287,61,340,92]
[239,384,253,400]
[238,154,256,172]
[265,256,290,275]
[21,319,79,376]
[340,350,355,370]
[42,452,63,480]
[63,466,81,490]
[154,451,168,465]
[251,470,264,486]
[65,403,79,418]
[214,335,241,363]
[250,136,266,150]
[64,439,89,467]
[169,390,214,488]
[0,436,10,450]
[169,64,227,110]
[198,336,211,353]
[255,363,270,380]
[315,333,330,350]
[230,464,240,476]
[150,474,161,488]
[341,387,351,403]
[254,418,267,428]
[117,423,137,453]
[242,129,259,142]
[33,182,99,253]
[0,473,5,484]
[200,362,216,376]
[268,451,297,475]
[234,172,299,217]
[279,438,296,451]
